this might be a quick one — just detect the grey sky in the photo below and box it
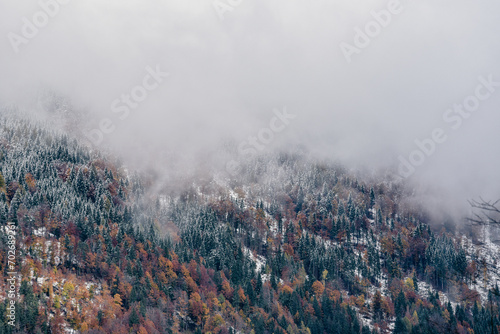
[1,0,499,217]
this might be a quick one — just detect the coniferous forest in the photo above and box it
[0,113,499,334]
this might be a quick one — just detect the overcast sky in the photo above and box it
[1,0,499,216]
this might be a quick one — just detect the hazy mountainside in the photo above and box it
[0,113,499,334]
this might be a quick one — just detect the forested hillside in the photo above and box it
[0,113,499,333]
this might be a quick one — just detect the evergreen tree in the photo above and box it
[372,290,383,322]
[129,308,139,326]
[19,280,38,333]
[394,316,408,334]
[395,290,407,318]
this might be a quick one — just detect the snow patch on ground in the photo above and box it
[461,226,500,302]
[243,246,266,274]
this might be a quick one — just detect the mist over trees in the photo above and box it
[0,113,498,333]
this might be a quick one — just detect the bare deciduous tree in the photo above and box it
[468,197,500,225]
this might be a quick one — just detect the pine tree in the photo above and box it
[413,274,419,292]
[0,203,7,224]
[454,248,468,277]
[338,200,345,216]
[19,280,38,332]
[246,280,255,305]
[447,301,456,328]
[97,310,104,326]
[394,316,408,334]
[8,189,22,223]
[376,208,383,226]
[233,286,240,310]
[255,272,263,296]
[313,296,322,318]
[395,290,407,318]
[372,290,383,322]
[129,308,139,326]
[75,169,87,196]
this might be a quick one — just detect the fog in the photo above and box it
[1,0,499,219]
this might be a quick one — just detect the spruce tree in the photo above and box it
[129,308,139,326]
[394,316,408,334]
[372,290,383,322]
[395,290,407,318]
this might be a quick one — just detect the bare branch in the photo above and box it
[468,198,500,226]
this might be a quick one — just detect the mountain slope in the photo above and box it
[0,113,499,334]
